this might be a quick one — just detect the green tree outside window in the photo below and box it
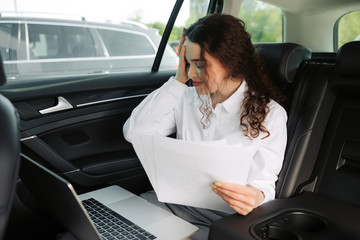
[338,11,360,50]
[238,0,282,43]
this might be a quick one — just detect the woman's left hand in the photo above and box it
[211,182,265,215]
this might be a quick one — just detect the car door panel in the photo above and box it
[1,71,174,193]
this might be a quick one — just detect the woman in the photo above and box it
[123,14,287,239]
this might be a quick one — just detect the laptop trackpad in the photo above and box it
[107,196,171,227]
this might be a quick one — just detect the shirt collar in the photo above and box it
[193,80,247,113]
[220,80,247,113]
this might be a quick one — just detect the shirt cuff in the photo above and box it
[248,182,275,205]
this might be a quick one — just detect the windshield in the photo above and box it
[1,0,210,80]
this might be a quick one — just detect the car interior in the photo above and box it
[1,0,360,239]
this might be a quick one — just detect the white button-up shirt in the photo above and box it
[123,77,287,204]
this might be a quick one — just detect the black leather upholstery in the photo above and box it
[278,41,360,200]
[0,54,20,240]
[336,41,360,77]
[276,61,333,198]
[309,41,360,206]
[254,43,315,198]
[255,43,312,114]
[254,42,312,84]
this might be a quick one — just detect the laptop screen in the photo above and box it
[19,154,101,240]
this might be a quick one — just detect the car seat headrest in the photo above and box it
[0,54,6,86]
[254,43,312,84]
[336,41,360,77]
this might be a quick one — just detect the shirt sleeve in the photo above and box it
[123,77,188,143]
[246,101,288,204]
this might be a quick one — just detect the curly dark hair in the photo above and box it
[185,14,284,138]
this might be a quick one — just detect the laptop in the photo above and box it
[19,154,198,240]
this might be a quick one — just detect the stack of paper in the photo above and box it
[130,134,256,214]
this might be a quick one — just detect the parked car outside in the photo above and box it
[0,16,178,80]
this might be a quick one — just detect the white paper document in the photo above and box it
[131,134,256,214]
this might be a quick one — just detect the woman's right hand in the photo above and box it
[175,32,189,84]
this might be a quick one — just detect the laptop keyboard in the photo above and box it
[82,198,157,240]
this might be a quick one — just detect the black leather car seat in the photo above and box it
[254,43,313,198]
[275,41,360,200]
[0,55,20,240]
[301,40,360,206]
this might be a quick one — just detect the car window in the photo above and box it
[97,28,155,56]
[28,24,97,59]
[238,0,282,43]
[336,11,360,50]
[0,23,26,61]
[1,0,210,80]
[163,0,210,61]
[148,0,210,70]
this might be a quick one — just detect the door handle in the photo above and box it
[39,96,73,114]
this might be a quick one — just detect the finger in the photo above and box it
[212,182,264,209]
[213,182,252,195]
[180,45,186,60]
[214,189,254,215]
[178,29,186,54]
[175,45,188,83]
[179,45,186,70]
[212,185,245,207]
[216,187,257,208]
[180,33,185,46]
[180,28,186,44]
